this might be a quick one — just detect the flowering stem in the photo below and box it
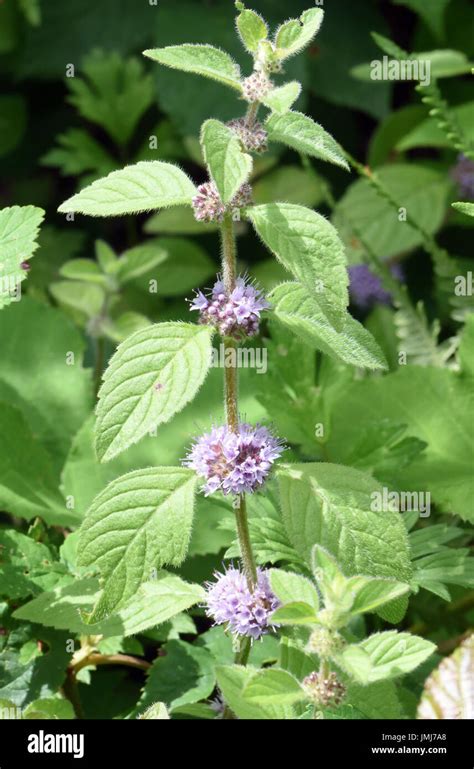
[234,494,258,587]
[219,215,258,590]
[245,101,260,128]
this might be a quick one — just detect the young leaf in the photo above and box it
[452,201,474,217]
[116,241,168,283]
[23,699,75,720]
[266,111,349,170]
[59,259,106,284]
[337,632,436,683]
[236,7,268,53]
[77,467,198,620]
[270,602,319,626]
[270,282,388,370]
[269,568,319,609]
[418,635,473,719]
[262,82,302,115]
[200,119,252,204]
[58,161,197,217]
[248,203,349,329]
[243,669,306,705]
[143,45,242,91]
[275,8,324,60]
[95,322,213,462]
[0,206,44,308]
[345,576,411,616]
[138,702,170,720]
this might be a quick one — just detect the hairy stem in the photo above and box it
[245,101,260,128]
[220,215,258,590]
[234,494,258,586]
[72,652,151,675]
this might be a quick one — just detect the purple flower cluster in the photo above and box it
[183,422,284,496]
[189,276,269,339]
[451,154,474,200]
[348,263,403,311]
[241,71,272,102]
[227,118,268,154]
[191,180,252,223]
[205,566,280,639]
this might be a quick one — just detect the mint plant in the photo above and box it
[49,3,449,717]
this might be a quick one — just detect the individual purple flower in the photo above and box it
[189,275,270,339]
[451,154,474,200]
[205,566,280,639]
[227,118,268,154]
[183,422,285,496]
[191,180,252,223]
[348,263,403,311]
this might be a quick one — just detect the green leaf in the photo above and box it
[67,50,155,146]
[58,161,197,217]
[236,7,268,53]
[138,640,215,712]
[127,237,214,296]
[50,280,105,321]
[333,164,450,262]
[23,699,75,720]
[145,205,220,235]
[270,282,387,370]
[77,467,197,620]
[95,322,213,462]
[200,119,252,204]
[116,241,168,283]
[278,463,412,622]
[270,602,318,625]
[370,32,408,60]
[59,259,106,284]
[266,111,349,170]
[14,572,205,637]
[41,128,116,180]
[391,0,450,40]
[0,206,44,309]
[417,635,474,719]
[453,201,474,218]
[262,82,301,114]
[0,633,70,707]
[345,576,410,616]
[253,166,324,208]
[138,702,170,720]
[324,367,474,523]
[0,297,93,473]
[143,45,242,91]
[396,102,474,152]
[17,0,41,26]
[337,632,436,683]
[275,8,324,60]
[269,568,319,609]
[216,665,295,719]
[243,669,305,705]
[248,203,349,329]
[0,404,68,525]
